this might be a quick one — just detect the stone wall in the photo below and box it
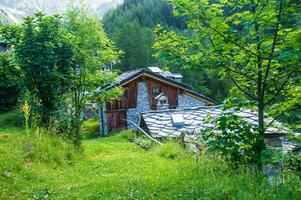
[127,81,150,129]
[178,94,206,109]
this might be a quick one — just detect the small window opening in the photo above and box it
[152,87,161,96]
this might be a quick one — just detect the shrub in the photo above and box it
[200,112,259,164]
[120,130,136,141]
[153,141,188,159]
[134,136,155,150]
[0,110,23,128]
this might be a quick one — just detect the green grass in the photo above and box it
[0,113,301,199]
[81,119,100,139]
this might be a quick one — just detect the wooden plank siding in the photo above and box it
[106,110,127,132]
[106,79,138,111]
[106,76,179,111]
[145,77,178,110]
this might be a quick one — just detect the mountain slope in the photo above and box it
[0,0,122,23]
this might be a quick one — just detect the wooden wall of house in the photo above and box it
[145,76,178,109]
[106,75,179,111]
[106,110,127,132]
[106,79,138,111]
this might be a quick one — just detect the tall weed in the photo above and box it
[11,129,78,167]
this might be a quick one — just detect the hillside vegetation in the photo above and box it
[0,112,300,199]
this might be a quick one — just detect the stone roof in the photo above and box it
[119,68,143,82]
[140,106,290,138]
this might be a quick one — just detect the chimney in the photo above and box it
[155,93,169,110]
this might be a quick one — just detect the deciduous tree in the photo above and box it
[64,7,122,147]
[154,0,301,165]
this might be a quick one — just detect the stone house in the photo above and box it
[99,67,214,134]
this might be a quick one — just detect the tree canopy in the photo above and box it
[154,0,301,164]
[0,8,122,147]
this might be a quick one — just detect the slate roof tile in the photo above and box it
[141,106,290,138]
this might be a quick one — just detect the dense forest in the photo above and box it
[103,0,185,70]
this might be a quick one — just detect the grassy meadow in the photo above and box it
[0,112,301,200]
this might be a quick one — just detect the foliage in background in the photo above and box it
[0,110,22,128]
[154,0,301,166]
[103,0,186,71]
[0,52,22,112]
[112,21,155,70]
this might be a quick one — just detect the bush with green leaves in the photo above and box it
[285,152,301,172]
[200,112,259,164]
[2,13,74,125]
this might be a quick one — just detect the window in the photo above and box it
[122,88,129,100]
[152,86,161,96]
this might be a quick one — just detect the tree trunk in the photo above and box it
[72,91,82,148]
[254,102,266,168]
